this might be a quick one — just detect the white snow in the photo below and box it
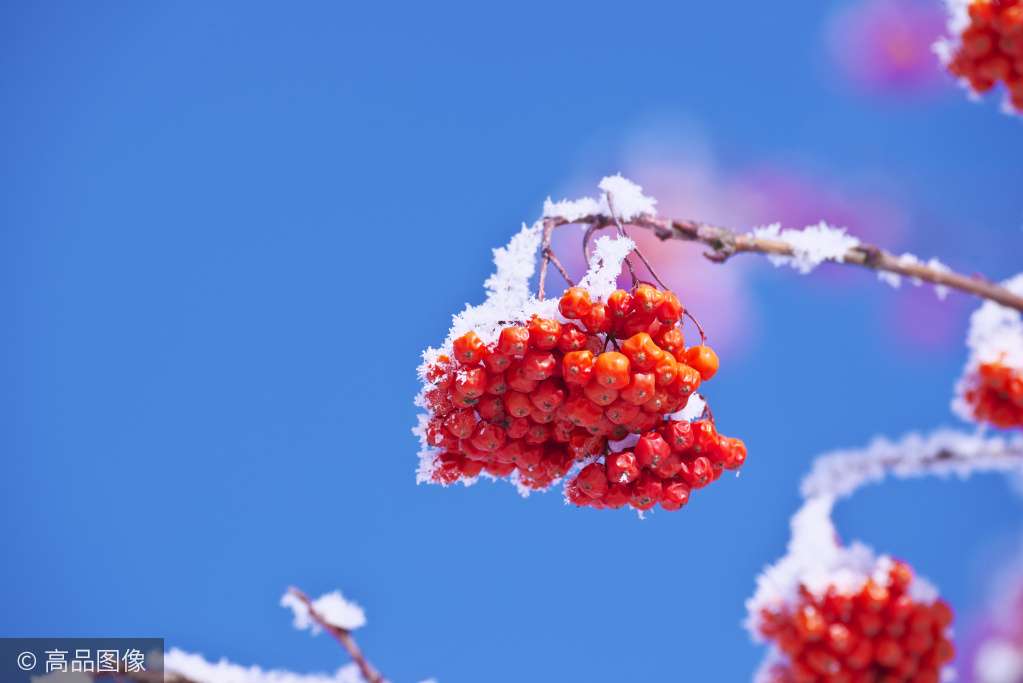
[282,589,367,633]
[668,393,707,422]
[801,429,1023,501]
[163,649,366,683]
[953,273,1023,422]
[934,0,971,66]
[876,253,952,300]
[752,221,860,274]
[543,174,657,223]
[576,235,635,301]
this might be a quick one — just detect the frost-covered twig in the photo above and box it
[285,588,384,683]
[801,429,1023,501]
[545,212,1023,312]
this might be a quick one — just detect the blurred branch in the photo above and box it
[547,214,1023,312]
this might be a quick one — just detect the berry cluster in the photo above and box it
[758,561,955,683]
[420,284,747,511]
[946,0,1023,113]
[962,361,1023,429]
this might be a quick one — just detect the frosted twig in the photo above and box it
[287,587,385,683]
[801,429,1023,501]
[603,193,639,287]
[545,213,1023,312]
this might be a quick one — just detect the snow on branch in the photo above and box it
[751,222,860,274]
[576,234,635,300]
[543,174,657,224]
[282,589,367,633]
[543,211,1023,312]
[162,649,367,683]
[284,588,384,683]
[801,429,1023,501]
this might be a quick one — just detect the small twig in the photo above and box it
[605,192,668,290]
[684,310,707,345]
[582,223,599,264]
[287,587,385,683]
[537,219,556,300]
[603,193,639,287]
[546,248,575,287]
[544,213,1023,313]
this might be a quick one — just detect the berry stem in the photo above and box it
[546,247,575,287]
[603,192,639,287]
[546,213,1023,313]
[537,219,555,300]
[286,587,386,683]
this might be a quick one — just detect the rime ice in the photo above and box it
[752,222,860,274]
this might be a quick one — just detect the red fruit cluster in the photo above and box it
[420,284,747,510]
[758,561,955,683]
[947,0,1023,113]
[963,361,1023,429]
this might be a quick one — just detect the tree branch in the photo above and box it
[287,587,385,683]
[545,213,1023,312]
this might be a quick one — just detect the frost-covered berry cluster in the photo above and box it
[756,558,954,683]
[954,273,1023,430]
[938,0,1023,113]
[414,177,746,511]
[749,498,956,683]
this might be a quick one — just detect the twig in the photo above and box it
[537,219,556,300]
[603,193,638,286]
[545,213,1023,312]
[546,248,575,287]
[287,587,385,683]
[605,192,667,290]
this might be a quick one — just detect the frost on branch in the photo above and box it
[954,273,1023,430]
[576,234,636,301]
[282,589,367,632]
[801,429,1023,501]
[542,173,657,223]
[163,648,367,683]
[752,222,860,275]
[413,176,746,509]
[876,254,952,300]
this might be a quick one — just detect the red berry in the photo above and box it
[631,284,663,314]
[594,352,631,389]
[662,420,695,452]
[497,326,530,357]
[685,345,719,381]
[629,474,662,510]
[606,450,640,484]
[655,291,683,323]
[576,462,608,498]
[620,371,656,406]
[528,317,561,350]
[562,350,594,385]
[635,432,671,468]
[660,479,691,510]
[558,287,592,319]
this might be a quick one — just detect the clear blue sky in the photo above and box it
[3,2,1022,682]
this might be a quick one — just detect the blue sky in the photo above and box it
[3,2,1022,682]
